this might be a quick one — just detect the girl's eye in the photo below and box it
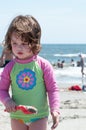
[11,42,29,48]
[22,43,28,46]
[22,43,29,48]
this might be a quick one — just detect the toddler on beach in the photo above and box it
[0,15,60,130]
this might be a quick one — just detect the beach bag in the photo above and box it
[69,85,82,91]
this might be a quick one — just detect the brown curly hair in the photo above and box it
[4,15,41,54]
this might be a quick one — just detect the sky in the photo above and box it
[0,0,86,44]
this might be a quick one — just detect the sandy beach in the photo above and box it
[0,87,86,130]
[48,89,86,130]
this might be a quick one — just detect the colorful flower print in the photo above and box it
[16,69,36,90]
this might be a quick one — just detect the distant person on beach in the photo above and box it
[57,59,65,68]
[79,54,85,75]
[60,60,65,68]
[70,59,75,67]
[57,59,61,68]
[0,47,14,67]
[0,15,60,130]
[77,61,80,67]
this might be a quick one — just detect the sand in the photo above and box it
[0,88,86,130]
[48,89,86,130]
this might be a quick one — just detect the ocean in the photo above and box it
[39,43,86,64]
[0,43,86,88]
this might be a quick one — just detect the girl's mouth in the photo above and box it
[18,52,23,55]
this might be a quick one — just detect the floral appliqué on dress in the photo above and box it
[16,69,36,90]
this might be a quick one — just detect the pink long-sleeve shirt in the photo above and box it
[0,55,60,113]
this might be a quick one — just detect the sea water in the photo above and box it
[39,43,86,64]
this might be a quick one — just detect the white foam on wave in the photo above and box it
[54,67,82,78]
[54,66,86,86]
[54,53,86,58]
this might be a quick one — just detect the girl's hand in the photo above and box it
[4,98,17,112]
[51,111,59,130]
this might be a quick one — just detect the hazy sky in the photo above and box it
[0,0,86,44]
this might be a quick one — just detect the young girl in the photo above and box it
[0,15,60,130]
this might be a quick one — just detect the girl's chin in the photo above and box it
[16,56,33,60]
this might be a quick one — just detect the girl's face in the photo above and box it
[11,32,34,60]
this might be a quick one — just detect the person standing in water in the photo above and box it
[79,54,85,76]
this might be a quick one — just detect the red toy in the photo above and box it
[4,105,37,114]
